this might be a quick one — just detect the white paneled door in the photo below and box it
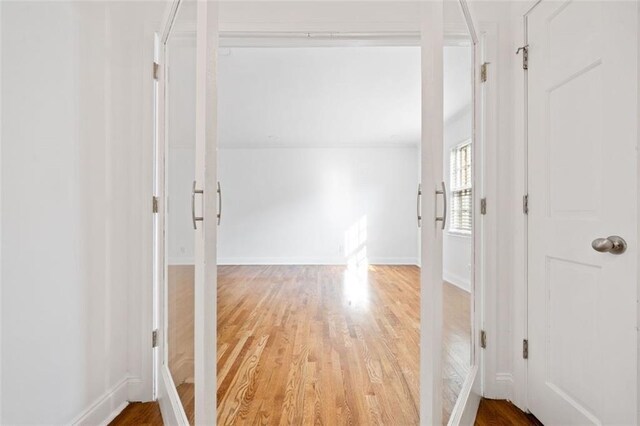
[527,1,638,424]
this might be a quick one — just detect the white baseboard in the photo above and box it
[443,271,471,292]
[127,377,145,402]
[217,257,341,265]
[168,257,195,266]
[494,373,514,399]
[216,257,419,266]
[71,377,131,426]
[368,257,420,265]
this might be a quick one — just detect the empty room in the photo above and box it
[2,1,639,426]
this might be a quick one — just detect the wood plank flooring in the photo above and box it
[216,265,470,425]
[217,265,422,425]
[110,397,540,425]
[474,399,542,426]
[442,280,472,420]
[109,401,163,426]
[111,265,472,425]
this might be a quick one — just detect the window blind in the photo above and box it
[449,142,472,233]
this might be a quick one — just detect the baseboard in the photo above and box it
[494,373,514,399]
[216,257,420,266]
[443,271,471,292]
[448,365,481,426]
[368,257,420,265]
[127,377,145,402]
[71,377,131,426]
[168,257,195,266]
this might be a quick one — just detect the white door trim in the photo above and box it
[507,0,541,413]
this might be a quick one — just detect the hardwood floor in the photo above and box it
[217,265,470,425]
[109,401,163,426]
[110,396,538,426]
[168,265,195,414]
[111,264,472,425]
[443,280,472,422]
[474,399,542,426]
[217,265,421,425]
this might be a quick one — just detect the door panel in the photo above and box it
[164,0,197,423]
[194,0,218,424]
[166,25,196,422]
[157,0,217,424]
[527,1,638,424]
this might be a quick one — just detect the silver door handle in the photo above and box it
[592,236,627,255]
[435,181,447,230]
[417,184,422,228]
[192,180,203,230]
[217,182,222,226]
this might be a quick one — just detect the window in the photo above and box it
[449,141,472,233]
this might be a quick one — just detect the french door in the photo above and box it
[152,0,486,424]
[527,1,638,424]
[156,0,218,424]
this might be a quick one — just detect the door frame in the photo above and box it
[151,1,485,424]
[507,0,539,412]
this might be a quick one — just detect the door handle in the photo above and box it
[435,181,447,230]
[217,182,222,226]
[592,236,627,255]
[417,184,422,228]
[192,180,203,230]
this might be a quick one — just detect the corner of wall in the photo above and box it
[70,377,131,426]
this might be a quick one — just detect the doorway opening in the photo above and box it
[215,40,422,425]
[153,1,482,424]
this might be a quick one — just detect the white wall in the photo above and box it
[1,1,162,423]
[217,147,420,265]
[164,46,423,266]
[217,47,421,149]
[443,46,473,291]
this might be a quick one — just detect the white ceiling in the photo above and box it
[217,45,471,148]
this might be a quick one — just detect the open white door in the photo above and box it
[527,1,638,424]
[193,0,218,424]
[420,1,445,424]
[156,0,217,424]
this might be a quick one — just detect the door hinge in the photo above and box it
[523,194,529,215]
[480,62,489,83]
[152,196,159,213]
[480,198,487,215]
[153,62,159,80]
[480,330,487,349]
[152,329,158,348]
[523,339,529,359]
[516,45,529,70]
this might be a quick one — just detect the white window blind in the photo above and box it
[449,142,472,233]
